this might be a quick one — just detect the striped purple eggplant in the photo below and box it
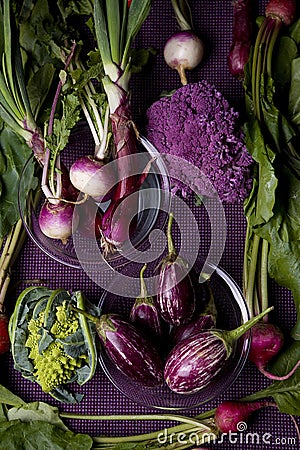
[155,213,196,326]
[170,313,216,345]
[130,265,164,340]
[164,307,273,394]
[170,282,217,344]
[98,313,163,387]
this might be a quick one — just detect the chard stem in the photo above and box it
[260,238,269,321]
[251,17,268,118]
[266,19,282,77]
[245,233,260,317]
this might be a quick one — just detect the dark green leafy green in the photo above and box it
[245,341,300,415]
[0,420,92,449]
[289,57,300,126]
[0,127,37,238]
[7,402,68,430]
[243,16,300,337]
[0,385,24,408]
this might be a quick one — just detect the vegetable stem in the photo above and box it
[139,263,148,299]
[171,0,193,31]
[228,306,273,342]
[260,238,269,321]
[245,232,260,317]
[167,212,177,259]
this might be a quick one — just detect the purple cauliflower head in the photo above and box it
[146,80,253,202]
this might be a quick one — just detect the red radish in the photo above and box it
[0,313,10,355]
[265,0,297,25]
[38,201,79,244]
[248,322,300,380]
[228,0,255,79]
[215,400,276,433]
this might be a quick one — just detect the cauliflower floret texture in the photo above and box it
[146,80,253,202]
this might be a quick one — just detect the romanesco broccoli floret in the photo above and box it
[50,301,79,338]
[32,340,83,392]
[24,303,86,393]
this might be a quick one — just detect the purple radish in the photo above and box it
[38,201,79,244]
[69,155,117,199]
[164,31,204,85]
[215,400,276,433]
[248,322,300,380]
[164,307,273,394]
[228,0,255,79]
[130,264,165,341]
[164,0,204,85]
[155,212,196,326]
[265,0,297,26]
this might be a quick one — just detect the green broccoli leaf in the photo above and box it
[9,287,52,376]
[38,329,55,354]
[50,386,84,405]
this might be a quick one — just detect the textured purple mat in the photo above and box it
[2,0,299,448]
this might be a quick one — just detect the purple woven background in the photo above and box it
[1,0,299,448]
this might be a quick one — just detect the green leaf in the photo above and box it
[7,402,68,431]
[0,127,37,238]
[106,0,121,63]
[122,0,151,67]
[273,36,298,93]
[248,341,300,415]
[0,420,92,450]
[289,57,300,126]
[27,63,56,119]
[243,118,278,226]
[0,385,24,407]
[57,0,93,19]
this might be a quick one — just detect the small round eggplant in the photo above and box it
[98,313,164,387]
[164,307,273,394]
